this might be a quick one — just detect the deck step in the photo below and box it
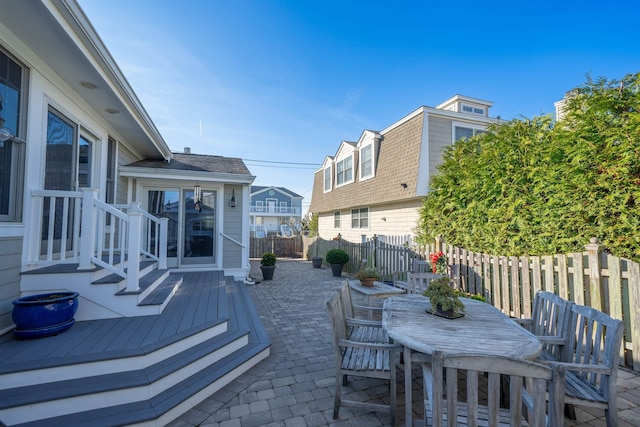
[0,274,270,427]
[91,260,156,285]
[138,274,183,306]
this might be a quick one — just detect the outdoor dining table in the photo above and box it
[348,279,406,319]
[382,294,542,426]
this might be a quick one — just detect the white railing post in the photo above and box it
[126,202,142,292]
[158,217,168,269]
[78,188,99,270]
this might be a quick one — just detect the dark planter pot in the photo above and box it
[261,265,276,281]
[311,257,323,268]
[330,263,344,277]
[12,291,79,339]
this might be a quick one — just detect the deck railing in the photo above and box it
[31,188,167,292]
[304,234,640,371]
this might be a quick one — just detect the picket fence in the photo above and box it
[304,234,640,370]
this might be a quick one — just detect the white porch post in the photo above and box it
[78,188,99,270]
[158,217,168,270]
[126,202,142,292]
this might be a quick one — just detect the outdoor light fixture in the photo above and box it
[401,182,408,188]
[193,184,202,212]
[229,189,237,208]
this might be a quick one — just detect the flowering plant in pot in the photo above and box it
[429,251,448,275]
[423,277,464,318]
[260,252,277,280]
[325,248,349,277]
[354,267,381,287]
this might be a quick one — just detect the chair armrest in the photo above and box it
[538,336,566,345]
[513,318,533,329]
[353,304,382,313]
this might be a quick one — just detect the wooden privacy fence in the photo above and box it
[249,235,303,258]
[304,234,640,371]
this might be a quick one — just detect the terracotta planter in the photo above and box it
[360,278,375,287]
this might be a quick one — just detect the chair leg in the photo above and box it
[334,371,342,419]
[390,354,397,425]
[342,374,349,386]
[605,405,619,427]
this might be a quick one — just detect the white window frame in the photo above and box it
[334,211,341,229]
[461,103,485,116]
[452,121,487,143]
[335,155,354,187]
[279,201,287,213]
[0,47,27,222]
[255,200,264,212]
[359,143,374,181]
[323,166,332,192]
[351,207,369,230]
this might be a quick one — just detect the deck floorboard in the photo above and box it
[0,270,227,373]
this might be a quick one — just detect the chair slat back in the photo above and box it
[338,281,355,319]
[327,291,348,346]
[407,272,445,294]
[564,304,624,393]
[531,291,574,357]
[425,352,564,427]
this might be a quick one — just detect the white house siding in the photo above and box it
[318,200,422,243]
[116,144,139,203]
[222,184,244,269]
[0,237,22,333]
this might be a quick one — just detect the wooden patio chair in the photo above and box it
[406,271,447,295]
[338,281,388,343]
[554,303,624,427]
[392,259,431,290]
[516,291,575,361]
[423,351,565,427]
[327,291,402,424]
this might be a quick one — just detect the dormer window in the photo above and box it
[336,155,353,186]
[323,166,332,192]
[461,104,485,116]
[360,144,373,180]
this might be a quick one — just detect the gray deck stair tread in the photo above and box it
[93,260,157,285]
[138,274,182,305]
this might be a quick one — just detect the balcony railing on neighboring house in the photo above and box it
[31,188,167,292]
[249,205,301,215]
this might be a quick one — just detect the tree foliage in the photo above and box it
[418,73,640,260]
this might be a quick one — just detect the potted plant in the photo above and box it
[423,276,464,318]
[429,251,448,275]
[325,248,349,277]
[12,291,79,339]
[260,252,277,281]
[355,266,381,287]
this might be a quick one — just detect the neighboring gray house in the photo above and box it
[249,185,303,236]
[309,95,501,242]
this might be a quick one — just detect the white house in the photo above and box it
[0,1,268,425]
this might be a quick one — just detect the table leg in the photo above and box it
[368,295,374,320]
[404,346,412,427]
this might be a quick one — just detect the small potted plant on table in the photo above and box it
[355,266,381,287]
[423,276,465,319]
[325,248,349,277]
[260,252,277,281]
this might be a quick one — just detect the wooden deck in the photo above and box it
[0,271,271,426]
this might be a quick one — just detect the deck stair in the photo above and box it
[20,258,182,320]
[0,272,271,426]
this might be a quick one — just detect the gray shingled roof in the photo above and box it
[127,153,252,176]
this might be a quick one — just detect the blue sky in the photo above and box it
[78,0,640,212]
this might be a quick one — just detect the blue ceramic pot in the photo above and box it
[12,292,79,339]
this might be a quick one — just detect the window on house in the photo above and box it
[0,48,26,222]
[334,211,341,229]
[256,201,264,212]
[351,207,369,229]
[360,144,373,179]
[336,156,353,186]
[279,202,287,212]
[461,104,485,116]
[454,125,486,142]
[323,166,331,192]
